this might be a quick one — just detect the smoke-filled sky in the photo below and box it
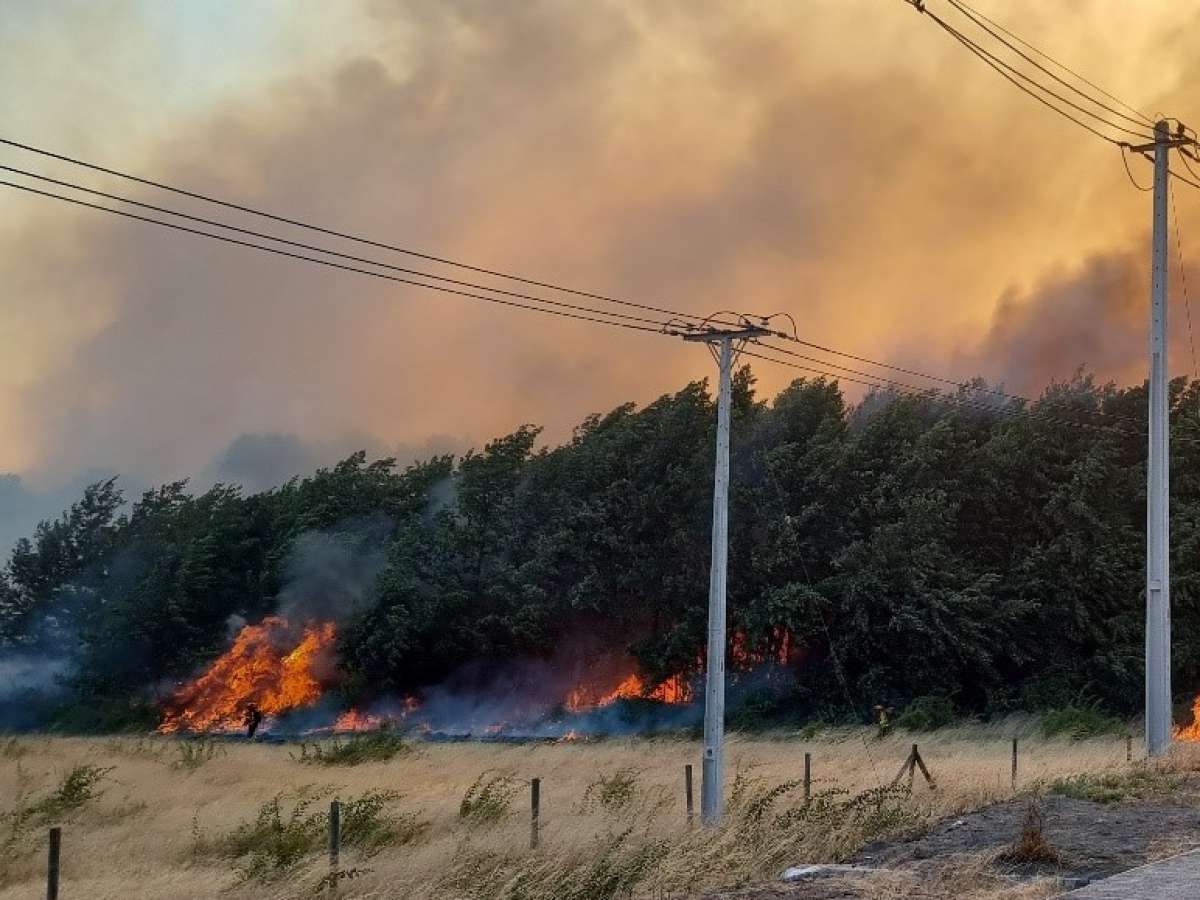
[2,0,1199,543]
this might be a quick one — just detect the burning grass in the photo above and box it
[0,725,1143,899]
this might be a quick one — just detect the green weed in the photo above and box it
[581,767,640,813]
[459,770,520,826]
[1039,704,1127,740]
[0,737,26,759]
[897,696,957,732]
[1046,768,1179,804]
[295,729,412,766]
[200,786,427,882]
[2,764,112,855]
[171,739,226,771]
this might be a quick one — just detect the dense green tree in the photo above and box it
[10,369,1200,727]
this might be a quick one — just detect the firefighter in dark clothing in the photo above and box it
[244,703,263,739]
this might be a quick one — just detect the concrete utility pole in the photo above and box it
[682,322,770,823]
[1145,119,1173,756]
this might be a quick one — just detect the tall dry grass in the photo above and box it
[0,723,1145,899]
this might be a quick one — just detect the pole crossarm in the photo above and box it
[680,325,776,343]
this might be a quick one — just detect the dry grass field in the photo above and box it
[0,723,1158,899]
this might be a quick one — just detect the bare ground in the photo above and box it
[703,781,1200,899]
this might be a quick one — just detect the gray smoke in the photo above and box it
[0,654,72,701]
[275,519,391,624]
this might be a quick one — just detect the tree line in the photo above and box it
[3,368,1199,730]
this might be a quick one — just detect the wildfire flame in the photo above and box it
[730,626,793,669]
[331,696,420,732]
[1175,697,1200,741]
[565,670,692,711]
[158,616,335,733]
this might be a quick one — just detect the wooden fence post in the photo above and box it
[684,765,694,827]
[46,826,61,900]
[803,752,812,804]
[891,744,936,791]
[1126,733,1133,763]
[328,800,341,868]
[530,777,541,849]
[1011,738,1018,790]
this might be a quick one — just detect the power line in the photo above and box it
[0,146,1041,407]
[1170,166,1200,192]
[3,139,1021,404]
[947,0,1153,126]
[775,333,1014,395]
[9,135,1171,413]
[945,0,1154,131]
[9,171,1194,444]
[1121,146,1154,192]
[744,347,1200,446]
[913,4,1153,144]
[903,1,1159,148]
[11,136,1196,439]
[1171,183,1199,386]
[757,340,1036,406]
[0,136,735,328]
[0,178,672,335]
[0,164,670,330]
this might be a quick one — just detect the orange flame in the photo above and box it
[565,669,692,711]
[158,616,335,733]
[729,627,793,670]
[329,696,421,732]
[1175,696,1200,741]
[332,708,381,731]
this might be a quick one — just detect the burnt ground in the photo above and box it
[859,792,1200,881]
[701,782,1200,899]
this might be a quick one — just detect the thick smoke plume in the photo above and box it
[5,1,1200,496]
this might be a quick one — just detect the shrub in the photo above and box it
[796,720,829,740]
[341,790,428,855]
[896,696,956,732]
[19,764,110,824]
[998,800,1064,865]
[295,729,412,766]
[0,738,25,759]
[3,764,112,853]
[171,739,226,771]
[459,771,520,826]
[581,768,640,813]
[205,787,427,882]
[219,791,325,881]
[1039,704,1126,740]
[1047,769,1178,804]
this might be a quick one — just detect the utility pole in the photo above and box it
[1144,120,1173,755]
[682,321,771,823]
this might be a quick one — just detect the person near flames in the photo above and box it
[873,704,895,739]
[243,702,264,739]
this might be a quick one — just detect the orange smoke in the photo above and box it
[158,616,335,733]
